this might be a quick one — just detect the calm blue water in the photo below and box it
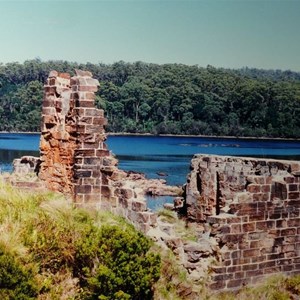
[1,133,300,187]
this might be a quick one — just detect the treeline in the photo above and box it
[0,59,300,137]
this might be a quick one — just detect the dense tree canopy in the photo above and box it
[0,59,300,137]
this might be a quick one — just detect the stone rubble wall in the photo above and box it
[183,154,300,290]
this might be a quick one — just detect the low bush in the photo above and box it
[0,244,38,300]
[75,224,161,300]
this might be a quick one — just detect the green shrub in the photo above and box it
[75,224,161,300]
[285,274,300,295]
[0,244,38,300]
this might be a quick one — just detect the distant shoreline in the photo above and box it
[108,132,300,141]
[1,131,300,141]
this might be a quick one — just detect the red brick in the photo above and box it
[85,92,96,100]
[256,220,275,231]
[242,264,258,271]
[246,269,263,277]
[243,249,260,258]
[224,259,232,266]
[259,261,276,269]
[294,263,300,270]
[287,200,300,209]
[287,219,300,227]
[76,100,95,108]
[276,219,287,228]
[226,216,243,224]
[74,184,91,194]
[284,176,295,184]
[211,266,226,274]
[249,214,265,221]
[231,251,241,259]
[263,266,281,274]
[78,85,98,92]
[243,222,256,232]
[210,281,226,290]
[262,193,270,201]
[234,271,245,279]
[248,232,267,240]
[74,194,84,204]
[227,279,245,289]
[281,244,295,252]
[227,266,241,273]
[212,273,234,281]
[221,233,244,244]
[267,253,284,260]
[79,116,93,124]
[269,212,282,220]
[231,224,242,233]
[251,255,267,263]
[239,241,250,250]
[84,193,100,203]
[253,193,263,201]
[93,117,108,126]
[288,184,299,192]
[101,186,111,199]
[288,192,300,200]
[247,184,261,193]
[85,108,104,117]
[282,265,294,271]
[232,258,251,265]
[281,228,297,236]
[261,185,271,193]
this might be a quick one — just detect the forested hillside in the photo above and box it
[0,59,300,137]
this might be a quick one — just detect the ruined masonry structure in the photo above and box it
[184,154,300,290]
[39,69,114,204]
[38,70,156,232]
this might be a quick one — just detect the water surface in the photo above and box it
[1,133,300,186]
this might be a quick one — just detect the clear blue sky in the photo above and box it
[1,0,300,71]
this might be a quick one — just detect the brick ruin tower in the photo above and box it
[39,70,117,205]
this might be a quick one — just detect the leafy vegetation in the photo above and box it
[0,178,160,299]
[0,59,300,137]
[0,245,38,300]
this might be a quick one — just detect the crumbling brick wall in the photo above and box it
[39,70,115,204]
[184,154,300,290]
